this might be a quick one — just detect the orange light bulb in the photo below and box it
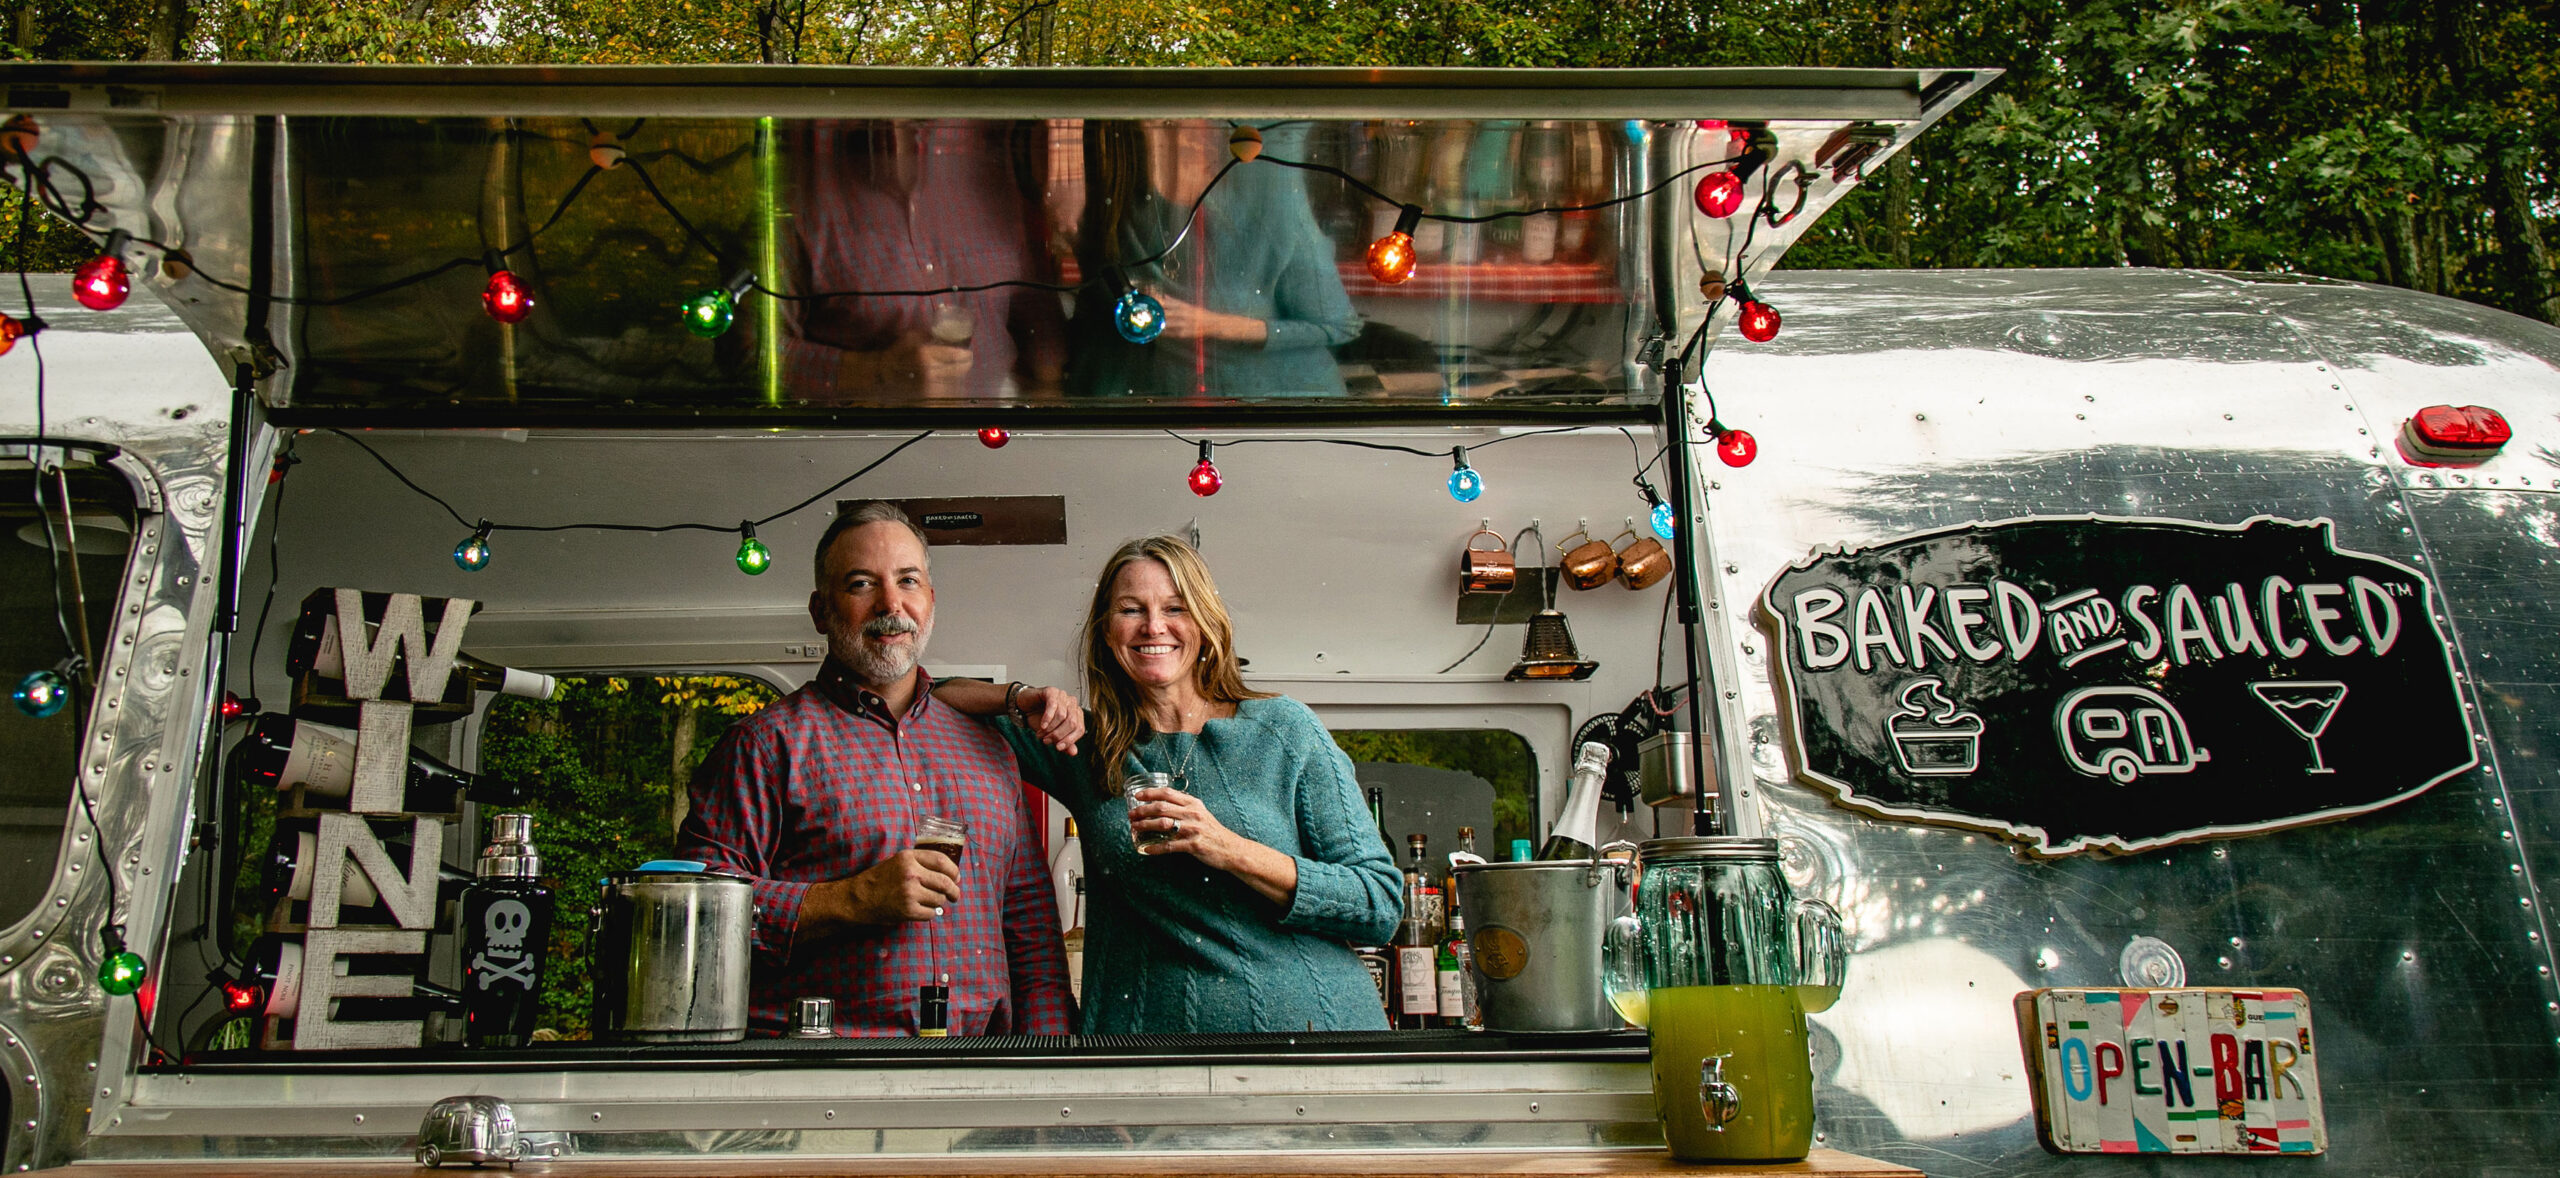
[1366,205,1424,286]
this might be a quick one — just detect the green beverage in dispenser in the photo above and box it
[1647,984,1816,1162]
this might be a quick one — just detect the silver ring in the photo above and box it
[1170,819,1183,836]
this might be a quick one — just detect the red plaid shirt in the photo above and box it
[678,663,1070,1037]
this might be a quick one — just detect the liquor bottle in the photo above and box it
[1518,120,1568,264]
[1394,833,1438,1029]
[241,713,477,812]
[1438,888,1478,1029]
[1353,944,1394,1021]
[1062,876,1088,1002]
[1368,786,1387,845]
[459,813,554,1048]
[1537,742,1614,860]
[1446,825,1487,887]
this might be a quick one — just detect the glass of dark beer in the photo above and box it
[916,814,968,864]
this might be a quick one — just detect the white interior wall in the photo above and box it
[235,425,1696,841]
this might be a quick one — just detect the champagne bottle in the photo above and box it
[459,813,554,1048]
[1394,833,1438,1029]
[1536,742,1614,861]
[242,713,477,812]
[1050,816,1085,933]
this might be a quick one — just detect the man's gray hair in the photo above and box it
[812,501,932,587]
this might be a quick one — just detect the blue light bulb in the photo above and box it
[1651,499,1676,540]
[13,669,69,719]
[1114,290,1165,344]
[1447,453,1484,503]
[454,522,494,572]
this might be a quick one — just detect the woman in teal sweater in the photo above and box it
[938,536,1401,1033]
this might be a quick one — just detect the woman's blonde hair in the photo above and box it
[1081,535,1272,789]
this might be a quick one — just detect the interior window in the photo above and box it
[1331,729,1538,862]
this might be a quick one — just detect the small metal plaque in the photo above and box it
[2016,987,2326,1156]
[870,496,1066,546]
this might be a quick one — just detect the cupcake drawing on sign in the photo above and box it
[1889,677,1985,777]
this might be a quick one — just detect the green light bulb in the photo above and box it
[680,288,737,338]
[99,950,146,996]
[736,534,772,575]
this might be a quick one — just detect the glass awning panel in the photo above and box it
[1,65,1993,423]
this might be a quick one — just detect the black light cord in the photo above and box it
[1260,151,1747,225]
[1161,425,1589,463]
[322,426,937,541]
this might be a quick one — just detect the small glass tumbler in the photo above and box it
[1124,771,1176,847]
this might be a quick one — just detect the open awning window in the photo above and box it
[5,65,1991,425]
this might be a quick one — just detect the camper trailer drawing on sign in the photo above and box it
[2058,686,2211,784]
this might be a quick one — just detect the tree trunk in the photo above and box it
[668,701,698,840]
[2490,154,2559,324]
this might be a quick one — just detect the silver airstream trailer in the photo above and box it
[0,63,2552,1178]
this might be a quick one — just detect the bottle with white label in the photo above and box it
[1062,876,1087,1002]
[1395,832,1438,1029]
[459,813,552,1048]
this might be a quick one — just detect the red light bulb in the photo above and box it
[481,269,533,323]
[222,980,261,1012]
[0,313,23,358]
[1738,300,1782,343]
[1694,171,1744,218]
[73,252,130,311]
[1187,441,1223,496]
[1716,429,1759,468]
[977,427,1010,449]
[1366,232,1416,285]
[1367,205,1423,286]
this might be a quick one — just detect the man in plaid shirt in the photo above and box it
[679,502,1071,1036]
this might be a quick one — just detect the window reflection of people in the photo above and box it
[783,121,1066,400]
[678,503,1070,1037]
[937,537,1400,1033]
[1070,122,1361,398]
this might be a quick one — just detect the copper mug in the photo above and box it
[1460,530,1518,595]
[1617,530,1671,590]
[1561,530,1618,591]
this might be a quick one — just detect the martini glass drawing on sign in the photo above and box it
[2249,681,2348,775]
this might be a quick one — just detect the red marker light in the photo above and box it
[1716,428,1759,468]
[977,427,1010,449]
[0,312,23,357]
[1694,171,1745,218]
[1737,300,1782,343]
[219,692,259,720]
[2400,404,2511,464]
[481,270,534,324]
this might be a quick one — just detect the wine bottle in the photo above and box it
[1394,833,1438,1029]
[1050,817,1084,933]
[1368,786,1387,845]
[1062,877,1087,1003]
[459,813,553,1048]
[1536,742,1614,861]
[242,713,477,812]
[285,593,554,723]
[257,817,466,909]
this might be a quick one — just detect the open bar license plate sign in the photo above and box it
[2016,988,2326,1156]
[1757,515,2478,854]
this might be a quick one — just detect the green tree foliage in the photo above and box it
[1331,729,1537,852]
[9,0,2542,319]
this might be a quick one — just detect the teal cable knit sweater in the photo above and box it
[995,696,1402,1034]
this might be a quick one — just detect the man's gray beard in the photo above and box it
[828,614,932,688]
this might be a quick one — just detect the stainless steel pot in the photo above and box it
[1452,856,1633,1032]
[590,864,753,1043]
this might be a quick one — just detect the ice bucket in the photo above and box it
[1452,857,1632,1032]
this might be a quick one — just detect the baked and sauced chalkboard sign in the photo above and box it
[1758,516,2476,854]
